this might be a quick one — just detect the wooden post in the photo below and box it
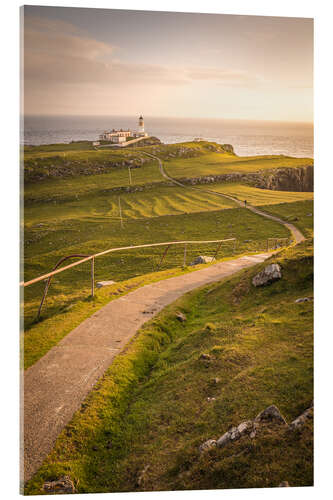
[213,240,223,261]
[118,197,124,229]
[128,166,132,185]
[267,239,269,252]
[233,239,236,254]
[156,245,170,271]
[91,257,95,297]
[183,243,187,267]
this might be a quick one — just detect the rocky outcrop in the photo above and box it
[252,165,313,192]
[43,476,76,494]
[179,165,313,192]
[290,405,313,429]
[252,264,282,287]
[199,404,312,454]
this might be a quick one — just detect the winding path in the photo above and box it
[23,152,306,483]
[24,252,271,482]
[143,152,305,245]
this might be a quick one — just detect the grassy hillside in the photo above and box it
[197,183,314,206]
[164,153,313,179]
[23,140,313,369]
[24,237,313,494]
[24,206,289,327]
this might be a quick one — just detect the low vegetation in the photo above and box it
[24,236,313,494]
[197,183,314,207]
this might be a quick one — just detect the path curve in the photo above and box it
[24,253,271,482]
[143,152,305,244]
[24,152,305,482]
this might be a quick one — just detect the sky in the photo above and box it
[23,6,313,122]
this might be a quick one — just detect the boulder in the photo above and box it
[190,256,215,266]
[290,405,313,430]
[217,420,254,448]
[216,431,232,448]
[254,405,287,425]
[176,311,187,322]
[252,264,282,287]
[199,439,217,453]
[96,280,116,288]
[43,476,76,494]
[295,297,312,303]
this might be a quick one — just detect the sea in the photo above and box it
[23,115,313,158]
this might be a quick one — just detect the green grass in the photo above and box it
[164,153,313,179]
[24,160,164,203]
[25,184,237,225]
[24,240,313,494]
[23,206,290,329]
[197,182,314,206]
[261,200,314,238]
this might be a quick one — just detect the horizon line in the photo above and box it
[23,114,314,126]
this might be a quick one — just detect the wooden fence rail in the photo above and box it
[20,238,236,288]
[21,238,236,320]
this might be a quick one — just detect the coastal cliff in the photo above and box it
[179,165,313,192]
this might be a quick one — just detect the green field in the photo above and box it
[23,139,314,492]
[23,141,313,367]
[197,183,314,206]
[25,239,313,494]
[163,152,313,179]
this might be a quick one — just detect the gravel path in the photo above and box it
[23,252,270,482]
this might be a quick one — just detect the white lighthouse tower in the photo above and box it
[138,115,145,136]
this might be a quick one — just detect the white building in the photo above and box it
[98,116,148,143]
[99,128,131,142]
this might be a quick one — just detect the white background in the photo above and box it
[0,0,332,499]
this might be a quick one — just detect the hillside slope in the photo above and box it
[25,237,313,494]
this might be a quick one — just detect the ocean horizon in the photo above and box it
[23,115,314,158]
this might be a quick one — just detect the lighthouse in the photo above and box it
[138,115,145,135]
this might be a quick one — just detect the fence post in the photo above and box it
[183,243,187,267]
[91,257,95,297]
[156,245,171,272]
[213,240,223,261]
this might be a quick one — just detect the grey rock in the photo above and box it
[217,431,232,448]
[43,476,76,494]
[295,297,312,303]
[252,264,282,287]
[237,420,253,434]
[176,311,187,322]
[290,405,313,430]
[199,439,217,453]
[96,280,116,288]
[255,405,287,425]
[190,255,215,266]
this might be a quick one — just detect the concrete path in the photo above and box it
[143,152,305,245]
[23,252,270,482]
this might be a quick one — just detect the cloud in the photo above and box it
[24,15,264,90]
[185,67,264,86]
